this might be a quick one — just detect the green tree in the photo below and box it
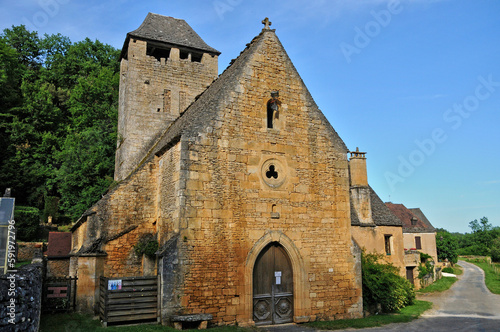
[436,231,458,264]
[1,25,119,225]
[491,237,500,263]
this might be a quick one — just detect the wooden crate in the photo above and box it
[99,275,159,326]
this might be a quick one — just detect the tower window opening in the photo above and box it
[147,44,171,62]
[180,50,189,60]
[191,52,203,62]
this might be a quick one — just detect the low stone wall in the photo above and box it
[17,242,44,262]
[47,259,70,277]
[0,263,43,332]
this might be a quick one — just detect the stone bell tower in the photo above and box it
[114,13,220,181]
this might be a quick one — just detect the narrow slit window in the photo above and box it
[163,89,171,113]
[384,235,392,255]
[267,91,280,129]
[267,104,274,128]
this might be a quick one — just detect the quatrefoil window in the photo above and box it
[261,159,286,188]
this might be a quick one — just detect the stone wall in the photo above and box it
[403,232,438,263]
[72,158,159,278]
[17,242,44,262]
[351,225,406,276]
[0,263,43,332]
[46,259,70,277]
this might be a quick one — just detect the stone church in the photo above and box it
[68,13,392,327]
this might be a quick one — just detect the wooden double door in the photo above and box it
[253,243,293,325]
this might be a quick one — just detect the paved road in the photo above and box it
[261,260,500,332]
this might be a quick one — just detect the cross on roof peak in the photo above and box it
[262,17,272,30]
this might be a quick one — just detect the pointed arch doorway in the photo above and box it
[253,242,294,325]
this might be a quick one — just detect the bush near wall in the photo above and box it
[361,252,415,313]
[14,206,41,242]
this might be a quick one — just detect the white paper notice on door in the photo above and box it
[275,271,282,285]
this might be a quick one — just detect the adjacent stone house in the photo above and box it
[385,203,438,262]
[385,203,438,287]
[71,14,365,326]
[348,149,406,275]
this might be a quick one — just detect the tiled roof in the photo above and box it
[122,13,220,58]
[351,186,402,227]
[385,203,435,233]
[409,208,436,232]
[46,232,72,258]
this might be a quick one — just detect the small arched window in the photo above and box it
[267,91,281,129]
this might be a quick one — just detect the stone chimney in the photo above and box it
[349,148,367,187]
[349,148,372,225]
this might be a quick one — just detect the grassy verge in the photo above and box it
[14,260,32,268]
[305,300,432,330]
[452,264,463,275]
[418,277,458,293]
[465,259,500,294]
[40,313,256,332]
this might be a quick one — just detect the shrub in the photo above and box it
[14,206,41,241]
[491,238,500,263]
[417,252,434,283]
[134,233,159,259]
[442,267,454,273]
[362,251,415,313]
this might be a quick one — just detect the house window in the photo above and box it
[411,217,417,226]
[384,235,392,255]
[415,236,422,250]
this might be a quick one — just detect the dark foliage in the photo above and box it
[14,206,41,241]
[0,25,119,226]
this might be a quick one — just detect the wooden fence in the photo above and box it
[99,275,159,327]
[42,276,77,312]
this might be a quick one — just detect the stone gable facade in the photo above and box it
[71,14,364,327]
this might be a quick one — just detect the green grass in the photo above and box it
[465,260,500,294]
[305,300,432,330]
[14,260,32,268]
[40,313,257,332]
[442,264,462,275]
[41,301,434,332]
[452,264,463,275]
[418,277,457,293]
[57,224,73,232]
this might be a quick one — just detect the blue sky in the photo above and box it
[1,0,499,233]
